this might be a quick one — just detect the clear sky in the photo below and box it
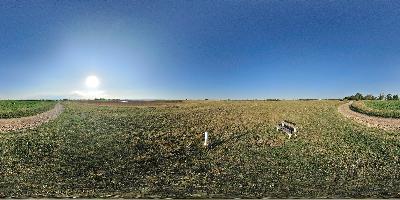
[1,0,400,100]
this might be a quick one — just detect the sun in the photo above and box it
[85,75,100,88]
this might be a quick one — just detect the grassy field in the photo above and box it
[351,100,400,118]
[0,100,56,119]
[0,100,400,198]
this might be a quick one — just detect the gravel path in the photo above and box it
[0,103,64,132]
[338,101,400,131]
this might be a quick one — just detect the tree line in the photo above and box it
[344,93,399,101]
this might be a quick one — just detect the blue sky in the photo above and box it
[1,0,400,99]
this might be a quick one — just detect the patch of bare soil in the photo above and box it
[0,103,64,132]
[338,101,400,130]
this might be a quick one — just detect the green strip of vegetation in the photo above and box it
[0,100,56,119]
[350,100,400,118]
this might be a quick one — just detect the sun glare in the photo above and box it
[85,75,100,88]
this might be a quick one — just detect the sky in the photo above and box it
[1,0,400,100]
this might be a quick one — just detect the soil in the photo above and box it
[338,101,400,131]
[0,103,64,132]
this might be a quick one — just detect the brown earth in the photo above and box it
[0,103,64,132]
[338,101,400,131]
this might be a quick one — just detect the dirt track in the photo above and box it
[0,103,64,132]
[338,101,400,131]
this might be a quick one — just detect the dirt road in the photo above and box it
[338,101,400,131]
[0,103,64,132]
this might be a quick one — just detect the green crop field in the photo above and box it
[0,100,400,198]
[0,100,56,119]
[351,100,400,118]
[365,100,400,111]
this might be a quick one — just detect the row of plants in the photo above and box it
[364,100,400,111]
[0,100,56,118]
[350,100,400,118]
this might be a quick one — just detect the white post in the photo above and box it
[204,132,209,146]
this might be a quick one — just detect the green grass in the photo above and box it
[365,100,400,111]
[351,100,400,118]
[0,100,56,119]
[0,100,400,198]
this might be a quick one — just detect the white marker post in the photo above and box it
[204,131,209,147]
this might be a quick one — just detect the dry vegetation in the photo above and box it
[0,100,399,198]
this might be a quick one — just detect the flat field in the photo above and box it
[0,100,56,119]
[0,100,399,198]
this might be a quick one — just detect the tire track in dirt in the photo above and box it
[338,101,400,131]
[0,103,64,132]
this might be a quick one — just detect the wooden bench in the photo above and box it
[276,121,297,139]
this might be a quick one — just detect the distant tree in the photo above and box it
[364,94,376,100]
[344,93,383,101]
[378,93,385,100]
[95,98,106,101]
[354,93,364,101]
[393,95,399,100]
[344,94,357,100]
[386,94,393,100]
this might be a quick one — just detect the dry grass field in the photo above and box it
[0,100,399,198]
